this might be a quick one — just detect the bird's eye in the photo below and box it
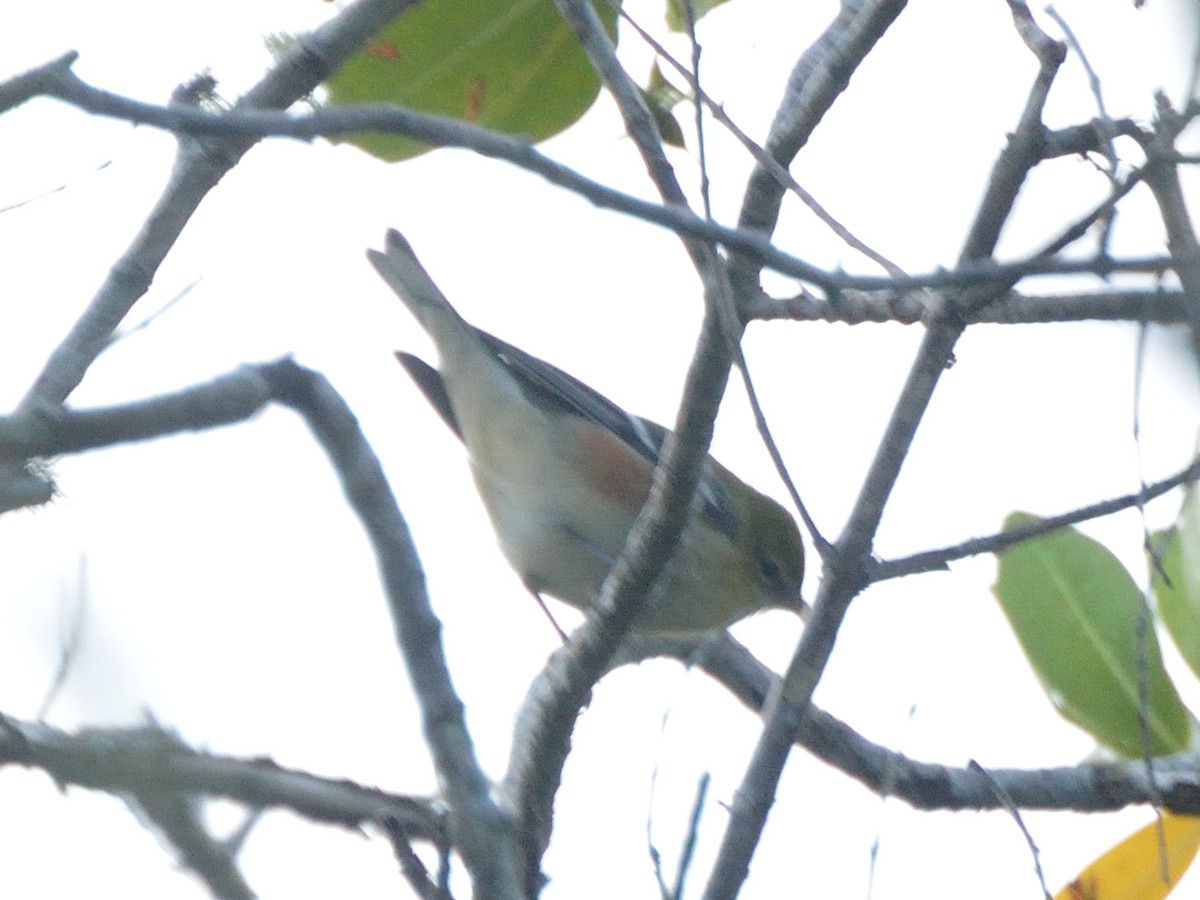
[757,556,784,595]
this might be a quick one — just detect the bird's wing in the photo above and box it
[395,351,462,437]
[398,330,740,541]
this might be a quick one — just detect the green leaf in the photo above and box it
[642,62,686,148]
[665,0,733,32]
[993,513,1191,757]
[1154,487,1200,681]
[323,0,617,161]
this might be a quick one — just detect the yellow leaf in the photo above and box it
[1054,814,1200,900]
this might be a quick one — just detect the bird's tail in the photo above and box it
[367,229,473,347]
[369,226,511,388]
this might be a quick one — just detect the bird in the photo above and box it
[367,228,805,635]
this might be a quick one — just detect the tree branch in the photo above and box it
[1137,94,1200,361]
[0,354,520,894]
[0,714,444,838]
[617,6,904,278]
[15,0,420,413]
[748,287,1193,325]
[260,360,523,898]
[704,2,911,894]
[622,633,1200,815]
[503,2,741,888]
[1,58,1177,303]
[0,367,272,457]
[733,0,909,283]
[126,790,256,900]
[708,5,1066,894]
[875,455,1200,580]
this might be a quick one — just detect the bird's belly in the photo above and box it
[467,442,763,634]
[470,461,625,610]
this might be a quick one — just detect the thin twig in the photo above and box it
[874,455,1200,580]
[749,287,1191,326]
[381,815,455,900]
[0,367,274,457]
[679,0,712,222]
[36,556,89,721]
[619,634,1200,814]
[108,278,202,347]
[261,360,523,897]
[0,159,112,214]
[733,339,829,558]
[127,789,256,900]
[16,0,422,412]
[732,0,909,286]
[4,58,1176,298]
[1045,6,1120,179]
[0,715,444,839]
[673,772,711,900]
[505,1,742,889]
[967,760,1051,900]
[615,5,905,278]
[705,4,913,896]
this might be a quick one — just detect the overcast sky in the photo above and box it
[2,1,1200,897]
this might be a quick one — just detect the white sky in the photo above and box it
[2,0,1200,897]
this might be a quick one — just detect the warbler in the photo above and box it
[368,229,805,635]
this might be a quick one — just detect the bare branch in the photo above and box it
[1138,94,1200,361]
[260,360,523,898]
[733,0,909,283]
[1045,6,1120,182]
[0,714,444,839]
[4,2,1197,894]
[380,814,455,900]
[127,790,256,900]
[708,6,1067,894]
[554,0,689,210]
[503,2,748,888]
[875,455,1200,580]
[618,6,904,278]
[0,355,520,895]
[967,760,1052,900]
[0,367,273,457]
[750,287,1193,325]
[16,0,421,412]
[36,556,89,721]
[622,634,1200,815]
[706,2,912,894]
[4,57,1181,315]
